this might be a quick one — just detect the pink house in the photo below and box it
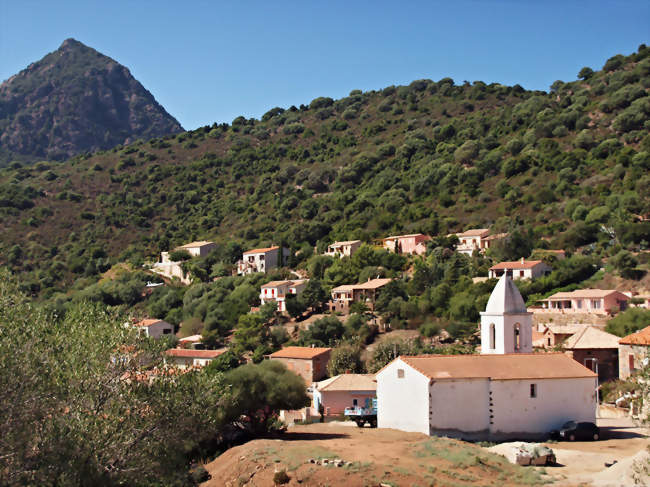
[325,240,362,258]
[312,374,377,417]
[454,229,508,255]
[259,279,308,313]
[329,278,392,312]
[381,234,431,255]
[539,289,629,315]
[488,259,551,280]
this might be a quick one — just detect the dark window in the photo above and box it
[530,384,537,398]
[397,369,405,378]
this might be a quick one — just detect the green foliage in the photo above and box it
[298,316,345,346]
[605,308,650,337]
[609,250,639,279]
[169,249,193,261]
[327,344,365,376]
[221,360,310,434]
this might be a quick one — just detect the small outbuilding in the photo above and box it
[133,319,174,339]
[269,346,332,383]
[562,326,620,383]
[312,374,376,417]
[618,326,650,379]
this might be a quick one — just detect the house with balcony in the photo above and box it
[259,279,308,313]
[454,229,507,255]
[538,289,629,315]
[324,240,362,258]
[381,234,431,255]
[488,259,551,280]
[329,278,392,312]
[237,246,290,275]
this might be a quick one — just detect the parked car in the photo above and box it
[550,421,600,441]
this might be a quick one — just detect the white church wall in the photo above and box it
[377,358,430,434]
[490,377,597,434]
[429,379,490,433]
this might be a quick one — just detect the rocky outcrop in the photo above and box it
[0,38,183,162]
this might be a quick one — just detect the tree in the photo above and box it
[169,249,192,261]
[0,272,229,486]
[610,250,639,279]
[284,293,307,318]
[299,316,345,346]
[605,308,650,337]
[577,67,594,80]
[221,361,310,434]
[327,344,365,376]
[232,312,271,354]
[300,279,328,311]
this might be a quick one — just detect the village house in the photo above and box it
[269,346,331,383]
[237,246,290,275]
[133,319,174,339]
[618,326,650,379]
[376,274,597,439]
[311,374,376,417]
[381,234,431,255]
[178,334,203,349]
[329,278,392,312]
[539,289,629,315]
[259,279,308,313]
[164,348,225,369]
[488,258,551,280]
[534,323,584,348]
[152,241,216,285]
[454,229,507,256]
[562,326,620,383]
[324,240,362,258]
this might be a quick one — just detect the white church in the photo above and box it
[376,274,597,439]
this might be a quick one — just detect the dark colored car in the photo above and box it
[550,421,600,441]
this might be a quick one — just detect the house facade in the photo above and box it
[376,274,597,439]
[454,229,507,256]
[165,348,224,369]
[381,234,430,255]
[324,240,362,258]
[133,319,174,339]
[259,279,308,313]
[534,324,583,348]
[269,346,331,383]
[539,290,629,315]
[312,374,376,416]
[237,246,290,275]
[329,278,392,312]
[488,259,551,280]
[563,326,620,383]
[619,326,650,379]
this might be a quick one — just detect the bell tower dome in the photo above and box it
[480,274,532,354]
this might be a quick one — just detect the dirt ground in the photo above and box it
[202,422,545,487]
[203,418,648,487]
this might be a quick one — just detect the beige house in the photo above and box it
[488,259,551,280]
[269,346,331,383]
[454,229,507,255]
[329,278,392,312]
[539,289,629,315]
[563,327,620,382]
[165,348,225,369]
[312,374,376,417]
[619,326,650,379]
[237,246,290,275]
[153,241,216,285]
[259,279,308,313]
[325,240,362,258]
[381,234,431,256]
[133,319,174,339]
[534,323,584,348]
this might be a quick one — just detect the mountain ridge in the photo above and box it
[0,38,183,164]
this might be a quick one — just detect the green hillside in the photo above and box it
[0,45,649,299]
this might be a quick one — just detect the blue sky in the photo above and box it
[1,1,648,130]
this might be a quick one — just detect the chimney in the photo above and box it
[521,257,525,264]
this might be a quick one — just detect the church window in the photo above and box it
[397,369,404,378]
[530,384,537,398]
[514,324,521,351]
[489,323,496,350]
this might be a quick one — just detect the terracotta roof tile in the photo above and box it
[490,260,545,270]
[243,246,280,255]
[388,353,597,380]
[165,348,225,359]
[178,241,214,249]
[456,228,490,237]
[354,278,392,290]
[619,326,650,346]
[269,346,332,359]
[563,327,620,349]
[134,319,169,328]
[545,289,629,300]
[329,240,362,246]
[315,374,376,392]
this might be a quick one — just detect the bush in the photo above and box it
[606,308,650,337]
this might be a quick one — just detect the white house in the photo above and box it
[237,246,290,275]
[133,319,174,339]
[164,348,225,369]
[153,241,216,285]
[324,240,362,258]
[376,274,597,440]
[454,229,507,255]
[488,258,551,280]
[259,279,308,312]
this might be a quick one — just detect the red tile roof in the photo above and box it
[382,353,597,380]
[490,260,545,270]
[619,326,650,346]
[456,228,490,237]
[269,346,331,359]
[134,318,168,328]
[243,246,279,255]
[545,289,629,300]
[165,348,225,359]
